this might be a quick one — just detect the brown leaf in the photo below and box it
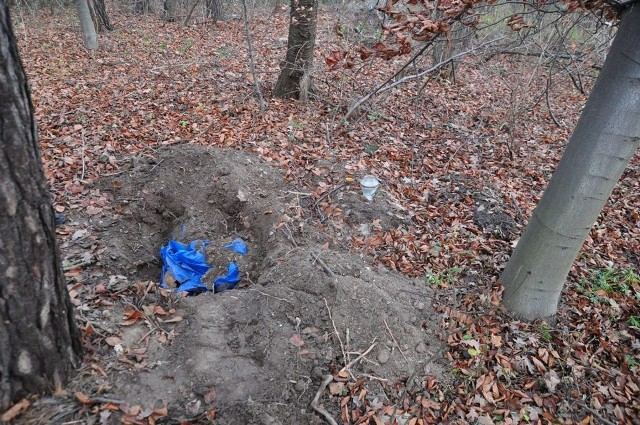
[1,398,30,422]
[154,306,169,316]
[372,414,385,425]
[152,407,168,418]
[75,391,93,404]
[86,205,102,215]
[205,408,218,420]
[329,382,345,395]
[531,356,547,373]
[163,316,183,323]
[289,333,304,347]
[544,370,561,392]
[204,386,216,404]
[121,309,144,326]
[490,333,502,347]
[105,336,122,347]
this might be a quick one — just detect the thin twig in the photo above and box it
[509,192,523,223]
[311,253,336,280]
[344,36,505,122]
[577,403,616,425]
[240,0,266,111]
[90,396,125,405]
[383,318,408,363]
[246,288,293,304]
[340,340,377,373]
[443,137,480,172]
[310,375,338,425]
[80,130,86,181]
[312,341,377,425]
[102,170,125,177]
[149,158,164,172]
[389,372,416,425]
[182,0,201,26]
[63,258,95,271]
[283,222,299,247]
[362,374,388,382]
[545,76,562,128]
[280,190,312,196]
[342,37,440,125]
[324,298,347,369]
[314,183,346,222]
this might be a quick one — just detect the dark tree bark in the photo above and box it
[133,0,151,14]
[273,0,318,100]
[162,0,177,21]
[0,3,82,410]
[89,0,113,32]
[206,0,224,20]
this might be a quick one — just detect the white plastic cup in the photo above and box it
[360,175,380,201]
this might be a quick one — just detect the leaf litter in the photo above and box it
[8,4,639,425]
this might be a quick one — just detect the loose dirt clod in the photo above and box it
[86,145,444,423]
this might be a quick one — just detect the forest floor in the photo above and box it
[6,3,640,425]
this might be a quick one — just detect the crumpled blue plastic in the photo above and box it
[160,240,211,294]
[214,262,240,293]
[54,213,66,224]
[224,238,248,255]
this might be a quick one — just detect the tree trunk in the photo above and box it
[89,0,113,32]
[0,3,82,410]
[75,0,98,49]
[431,19,472,79]
[133,0,151,14]
[163,0,177,21]
[206,0,224,20]
[273,0,318,100]
[272,0,286,14]
[500,4,640,320]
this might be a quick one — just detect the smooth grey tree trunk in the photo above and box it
[500,4,640,320]
[0,3,82,410]
[273,0,318,100]
[75,0,98,49]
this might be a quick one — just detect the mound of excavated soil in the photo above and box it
[93,145,444,424]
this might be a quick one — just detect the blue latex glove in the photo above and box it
[224,238,248,255]
[160,240,211,294]
[214,262,240,293]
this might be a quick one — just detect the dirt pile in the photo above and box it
[91,145,444,423]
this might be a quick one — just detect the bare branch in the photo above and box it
[344,36,505,123]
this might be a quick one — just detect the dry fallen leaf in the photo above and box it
[154,305,169,316]
[490,333,502,347]
[544,370,561,392]
[1,398,30,422]
[204,386,216,404]
[86,205,102,215]
[75,391,93,404]
[289,333,304,347]
[105,336,122,347]
[329,382,345,395]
